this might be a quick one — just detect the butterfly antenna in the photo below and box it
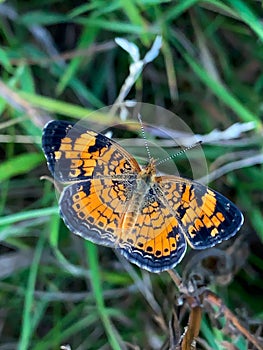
[137,113,152,161]
[156,140,202,166]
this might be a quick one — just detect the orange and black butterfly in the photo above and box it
[42,120,243,273]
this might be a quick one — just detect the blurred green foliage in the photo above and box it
[0,1,262,349]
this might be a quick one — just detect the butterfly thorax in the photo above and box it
[139,158,156,184]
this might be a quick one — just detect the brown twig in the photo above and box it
[9,41,116,66]
[167,269,182,289]
[167,269,263,350]
[204,291,263,350]
[0,79,49,127]
[181,306,202,350]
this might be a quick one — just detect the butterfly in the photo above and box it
[42,120,243,273]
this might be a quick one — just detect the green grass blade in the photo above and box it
[181,50,261,125]
[227,0,263,41]
[0,153,44,182]
[18,234,45,350]
[56,26,99,95]
[119,1,150,44]
[85,241,123,350]
[0,207,58,227]
[164,0,200,21]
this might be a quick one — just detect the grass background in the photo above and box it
[0,1,263,349]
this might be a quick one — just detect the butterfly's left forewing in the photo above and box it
[42,120,141,183]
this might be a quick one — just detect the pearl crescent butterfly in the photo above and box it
[42,120,243,273]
